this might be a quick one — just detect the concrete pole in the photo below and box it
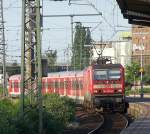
[140,36,144,99]
[0,0,7,96]
[36,0,43,133]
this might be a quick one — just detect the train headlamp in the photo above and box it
[118,89,122,92]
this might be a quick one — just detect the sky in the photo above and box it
[4,0,131,64]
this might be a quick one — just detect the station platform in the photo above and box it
[121,96,150,134]
[126,96,150,103]
[120,118,150,134]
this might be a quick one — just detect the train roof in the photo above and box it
[9,74,21,80]
[48,71,83,78]
[9,71,84,81]
[92,64,123,69]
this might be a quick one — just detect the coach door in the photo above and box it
[59,78,64,95]
[42,78,46,94]
[47,78,52,93]
[9,80,13,93]
[14,80,20,95]
[64,78,67,96]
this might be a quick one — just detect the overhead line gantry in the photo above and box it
[43,13,101,66]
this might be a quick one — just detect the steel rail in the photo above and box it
[87,114,104,134]
[88,113,128,134]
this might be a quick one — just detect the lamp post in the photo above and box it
[140,36,145,99]
[140,49,143,98]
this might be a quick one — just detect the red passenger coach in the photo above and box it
[9,74,21,97]
[43,72,84,101]
[8,63,127,112]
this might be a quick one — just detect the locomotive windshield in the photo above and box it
[94,70,107,80]
[94,69,121,80]
[108,70,120,79]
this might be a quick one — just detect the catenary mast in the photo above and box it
[0,0,6,96]
[20,0,43,133]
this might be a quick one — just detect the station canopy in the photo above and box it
[116,0,150,26]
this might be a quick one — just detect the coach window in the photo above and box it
[94,70,108,80]
[79,80,83,89]
[56,81,60,89]
[42,82,44,89]
[72,81,75,90]
[60,82,64,88]
[18,82,20,88]
[48,82,51,89]
[11,81,14,89]
[55,81,58,89]
[64,81,68,89]
[45,82,48,89]
[108,70,121,79]
[14,82,18,88]
[76,80,79,90]
[9,81,12,88]
[52,81,55,89]
[58,80,61,89]
[73,80,76,90]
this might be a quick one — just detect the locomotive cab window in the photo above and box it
[108,70,121,79]
[94,70,107,80]
[94,69,121,80]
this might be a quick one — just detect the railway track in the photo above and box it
[88,113,128,134]
[63,105,128,134]
[63,105,103,134]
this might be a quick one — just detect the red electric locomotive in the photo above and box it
[8,63,127,112]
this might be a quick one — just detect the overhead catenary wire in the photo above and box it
[5,0,131,66]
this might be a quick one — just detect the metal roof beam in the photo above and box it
[116,0,127,13]
[137,0,150,3]
[116,0,150,26]
[124,15,150,22]
[129,19,150,26]
[125,10,150,19]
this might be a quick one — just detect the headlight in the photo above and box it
[94,90,98,93]
[118,89,122,92]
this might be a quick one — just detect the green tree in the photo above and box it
[125,62,140,87]
[84,27,92,67]
[143,64,150,85]
[45,49,57,67]
[71,23,91,70]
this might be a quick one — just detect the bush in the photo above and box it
[43,94,75,126]
[125,88,150,95]
[125,62,140,86]
[143,75,150,85]
[140,88,150,93]
[0,99,18,134]
[0,94,75,134]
